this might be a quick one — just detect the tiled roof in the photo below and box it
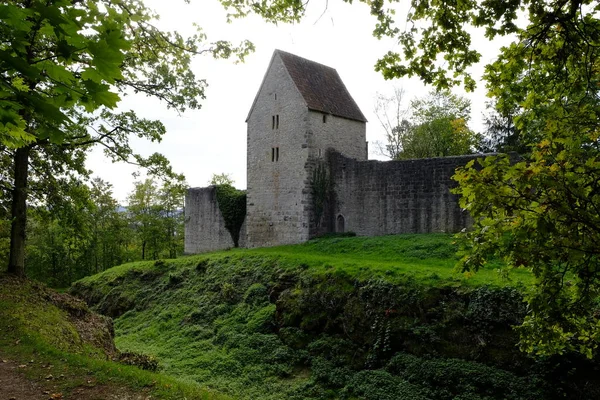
[276,50,367,122]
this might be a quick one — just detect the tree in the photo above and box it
[127,179,163,261]
[25,178,132,286]
[209,173,235,186]
[373,88,412,159]
[227,1,600,356]
[26,179,93,285]
[374,90,479,160]
[399,91,479,159]
[477,101,526,154]
[1,0,252,276]
[452,16,600,357]
[127,178,185,260]
[159,179,186,259]
[87,179,132,273]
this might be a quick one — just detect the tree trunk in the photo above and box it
[8,146,31,277]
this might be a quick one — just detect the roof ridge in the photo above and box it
[274,49,338,72]
[275,50,367,123]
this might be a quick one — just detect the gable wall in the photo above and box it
[245,54,311,247]
[307,112,367,161]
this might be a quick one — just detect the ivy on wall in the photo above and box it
[311,161,331,227]
[215,185,246,247]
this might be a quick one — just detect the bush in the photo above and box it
[341,369,428,400]
[117,351,159,372]
[386,353,546,399]
[246,304,276,333]
[243,283,269,305]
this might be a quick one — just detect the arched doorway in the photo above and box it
[336,214,345,233]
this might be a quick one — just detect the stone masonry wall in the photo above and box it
[184,187,246,253]
[326,151,479,236]
[305,112,367,237]
[307,112,367,162]
[245,53,311,247]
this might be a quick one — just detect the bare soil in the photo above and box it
[0,356,151,400]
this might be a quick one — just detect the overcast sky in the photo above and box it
[86,0,512,202]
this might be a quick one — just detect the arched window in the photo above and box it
[336,214,345,233]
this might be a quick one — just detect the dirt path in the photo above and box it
[0,357,151,400]
[0,358,45,400]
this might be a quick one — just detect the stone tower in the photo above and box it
[245,50,367,248]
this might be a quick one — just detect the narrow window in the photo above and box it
[276,114,280,129]
[272,116,275,130]
[323,114,327,123]
[274,93,277,100]
[276,147,280,161]
[318,149,322,157]
[271,147,275,162]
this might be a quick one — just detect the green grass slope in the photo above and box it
[71,234,600,399]
[246,233,533,287]
[0,273,229,399]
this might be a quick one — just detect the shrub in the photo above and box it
[386,353,546,399]
[341,369,428,400]
[117,351,159,372]
[243,283,269,305]
[246,304,276,333]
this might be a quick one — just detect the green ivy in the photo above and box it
[215,185,246,247]
[310,162,331,227]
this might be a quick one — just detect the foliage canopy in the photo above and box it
[374,90,479,159]
[1,0,252,276]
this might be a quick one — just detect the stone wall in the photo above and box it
[305,112,367,237]
[184,187,246,253]
[307,112,367,162]
[325,151,480,236]
[245,53,311,248]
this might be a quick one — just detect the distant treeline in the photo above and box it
[0,178,185,287]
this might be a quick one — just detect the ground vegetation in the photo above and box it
[70,234,600,400]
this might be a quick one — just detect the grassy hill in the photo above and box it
[70,233,600,399]
[4,233,598,399]
[0,273,229,399]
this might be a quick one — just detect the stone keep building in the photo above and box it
[185,50,477,254]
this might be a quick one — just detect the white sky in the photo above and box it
[86,0,513,203]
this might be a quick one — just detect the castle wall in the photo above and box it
[327,151,476,236]
[245,54,310,247]
[184,187,246,253]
